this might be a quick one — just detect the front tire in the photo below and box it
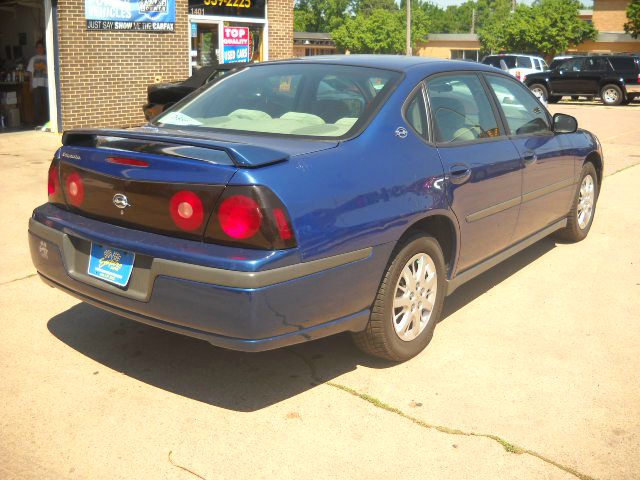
[352,236,446,362]
[601,84,623,106]
[556,162,598,243]
[529,83,548,101]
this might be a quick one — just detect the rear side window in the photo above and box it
[516,56,532,69]
[486,75,550,136]
[405,88,428,138]
[426,74,501,144]
[609,57,637,71]
[584,57,608,71]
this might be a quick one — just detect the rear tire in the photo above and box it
[571,96,579,101]
[556,162,598,243]
[601,84,623,106]
[352,236,446,362]
[547,95,562,103]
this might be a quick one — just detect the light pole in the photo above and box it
[406,0,412,55]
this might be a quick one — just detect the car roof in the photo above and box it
[484,53,545,59]
[262,54,499,74]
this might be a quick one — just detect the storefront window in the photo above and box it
[225,22,264,62]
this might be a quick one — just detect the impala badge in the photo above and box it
[113,193,131,214]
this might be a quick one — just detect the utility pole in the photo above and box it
[471,8,476,34]
[406,0,412,56]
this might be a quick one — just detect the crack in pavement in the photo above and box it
[606,161,640,177]
[0,273,37,286]
[287,349,597,480]
[168,451,208,480]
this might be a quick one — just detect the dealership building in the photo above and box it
[0,0,292,132]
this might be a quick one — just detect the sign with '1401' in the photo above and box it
[222,27,250,64]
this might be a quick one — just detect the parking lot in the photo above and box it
[1,102,639,480]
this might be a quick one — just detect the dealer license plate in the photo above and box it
[87,243,135,287]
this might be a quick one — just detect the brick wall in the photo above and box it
[57,0,189,130]
[267,0,293,60]
[592,0,630,32]
[56,0,293,130]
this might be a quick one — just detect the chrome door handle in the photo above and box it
[449,164,471,185]
[523,152,537,166]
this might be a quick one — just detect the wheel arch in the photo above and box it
[584,151,603,192]
[394,212,460,278]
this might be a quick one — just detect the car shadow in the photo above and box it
[47,236,557,412]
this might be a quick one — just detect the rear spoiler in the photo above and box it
[62,128,289,168]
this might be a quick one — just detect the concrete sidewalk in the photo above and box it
[1,105,639,479]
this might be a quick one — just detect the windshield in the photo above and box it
[154,63,401,139]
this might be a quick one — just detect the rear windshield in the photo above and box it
[153,64,401,139]
[483,55,532,69]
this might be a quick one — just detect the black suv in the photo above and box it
[525,55,640,106]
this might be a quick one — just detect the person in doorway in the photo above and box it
[27,40,48,127]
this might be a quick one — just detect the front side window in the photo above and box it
[154,64,401,138]
[486,75,550,136]
[426,74,501,144]
[559,58,584,72]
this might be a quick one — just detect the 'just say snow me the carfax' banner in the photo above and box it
[85,0,176,31]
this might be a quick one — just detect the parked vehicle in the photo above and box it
[526,55,640,105]
[142,64,248,120]
[30,56,602,361]
[482,54,549,82]
[549,55,575,70]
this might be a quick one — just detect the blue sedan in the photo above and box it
[29,56,602,361]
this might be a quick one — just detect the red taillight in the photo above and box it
[107,157,150,167]
[218,195,263,239]
[48,164,59,196]
[65,171,85,207]
[169,190,204,231]
[205,186,296,250]
[273,208,292,241]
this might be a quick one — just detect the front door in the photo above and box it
[484,73,575,241]
[549,57,584,94]
[191,22,221,70]
[425,73,523,273]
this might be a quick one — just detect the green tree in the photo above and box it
[624,0,640,39]
[355,0,397,17]
[294,0,351,32]
[331,8,429,54]
[478,0,596,58]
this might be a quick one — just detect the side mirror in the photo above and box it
[553,113,578,134]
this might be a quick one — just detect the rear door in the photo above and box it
[579,57,609,95]
[484,73,575,241]
[426,73,523,272]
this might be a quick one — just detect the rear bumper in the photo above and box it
[29,207,391,351]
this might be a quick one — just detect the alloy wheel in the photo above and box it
[577,174,595,229]
[392,253,437,342]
